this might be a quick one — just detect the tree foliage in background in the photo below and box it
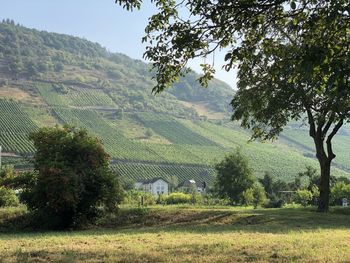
[116,0,350,212]
[0,187,19,207]
[0,165,20,207]
[214,150,255,205]
[331,182,350,206]
[20,126,123,229]
[243,183,267,209]
[296,189,314,207]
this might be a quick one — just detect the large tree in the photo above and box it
[215,150,255,205]
[116,0,350,212]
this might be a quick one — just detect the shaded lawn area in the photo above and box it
[0,206,350,262]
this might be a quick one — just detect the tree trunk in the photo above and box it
[307,111,342,213]
[317,159,331,212]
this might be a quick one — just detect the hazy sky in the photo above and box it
[1,0,236,88]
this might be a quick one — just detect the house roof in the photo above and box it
[179,179,205,188]
[137,177,169,184]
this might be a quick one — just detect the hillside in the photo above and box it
[0,20,350,184]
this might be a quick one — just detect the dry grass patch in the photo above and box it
[0,86,44,105]
[178,100,226,120]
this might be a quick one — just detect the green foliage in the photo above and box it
[0,187,19,207]
[296,190,313,207]
[214,150,255,204]
[168,175,179,193]
[298,166,320,190]
[258,172,274,199]
[243,184,267,209]
[242,188,253,207]
[121,178,136,191]
[259,172,292,208]
[0,165,14,182]
[52,83,68,94]
[145,128,154,138]
[122,190,156,206]
[331,182,350,206]
[21,126,123,229]
[163,192,192,205]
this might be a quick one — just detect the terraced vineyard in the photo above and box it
[53,107,163,161]
[1,97,349,182]
[137,112,218,146]
[111,161,217,184]
[0,99,37,154]
[64,88,116,107]
[36,84,116,107]
[282,128,350,172]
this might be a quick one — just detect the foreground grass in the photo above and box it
[0,206,350,262]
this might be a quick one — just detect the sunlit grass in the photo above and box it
[0,206,349,262]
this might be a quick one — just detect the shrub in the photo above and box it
[191,192,204,204]
[122,190,156,206]
[242,183,267,208]
[296,190,313,207]
[0,187,19,207]
[242,188,254,206]
[331,182,350,206]
[202,192,230,206]
[20,126,123,229]
[0,165,14,182]
[264,198,284,208]
[145,128,154,138]
[163,192,192,204]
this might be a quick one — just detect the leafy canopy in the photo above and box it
[214,149,255,204]
[116,0,350,141]
[22,125,123,229]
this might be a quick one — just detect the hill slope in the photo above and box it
[0,20,349,184]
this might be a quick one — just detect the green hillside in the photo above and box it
[0,20,349,184]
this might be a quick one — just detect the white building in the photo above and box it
[135,178,169,195]
[178,179,207,193]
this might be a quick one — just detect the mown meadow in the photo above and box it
[1,206,350,262]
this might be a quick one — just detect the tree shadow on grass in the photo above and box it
[1,207,350,236]
[5,248,165,263]
[105,207,350,235]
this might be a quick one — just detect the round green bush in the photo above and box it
[0,187,19,207]
[163,192,192,204]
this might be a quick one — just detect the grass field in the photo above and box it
[1,206,350,262]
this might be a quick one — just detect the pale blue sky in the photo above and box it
[1,0,236,87]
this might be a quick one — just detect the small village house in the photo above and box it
[178,179,206,193]
[135,178,169,195]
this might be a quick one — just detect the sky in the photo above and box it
[1,0,236,88]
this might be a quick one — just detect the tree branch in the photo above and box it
[326,118,344,160]
[306,108,316,138]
